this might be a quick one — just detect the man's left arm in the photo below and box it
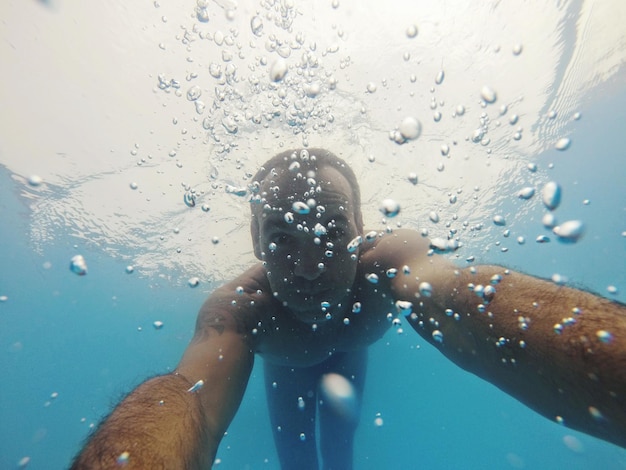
[372,229,626,448]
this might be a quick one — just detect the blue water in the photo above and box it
[2,83,626,469]
[2,2,626,467]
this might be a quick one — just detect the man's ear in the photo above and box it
[250,216,263,259]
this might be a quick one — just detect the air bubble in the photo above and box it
[209,63,222,78]
[188,277,200,287]
[70,255,88,276]
[153,320,164,330]
[28,175,43,186]
[406,24,418,38]
[555,137,571,151]
[480,85,497,103]
[562,435,584,453]
[518,187,535,200]
[292,201,310,214]
[365,231,379,242]
[305,82,321,98]
[432,330,443,343]
[380,199,400,218]
[483,285,496,303]
[347,236,363,253]
[471,128,486,143]
[553,220,585,243]
[195,6,209,22]
[542,212,557,229]
[314,223,327,237]
[596,330,614,343]
[184,190,196,207]
[419,282,433,297]
[386,268,398,278]
[493,215,506,226]
[116,452,130,466]
[250,15,263,36]
[222,116,238,134]
[269,59,288,82]
[186,85,202,101]
[398,116,422,141]
[320,373,358,422]
[395,300,413,317]
[429,237,459,253]
[225,185,247,197]
[588,406,604,421]
[542,181,562,211]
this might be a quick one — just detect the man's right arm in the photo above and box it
[71,268,263,469]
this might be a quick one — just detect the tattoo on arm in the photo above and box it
[196,311,227,338]
[195,298,254,339]
[195,267,269,342]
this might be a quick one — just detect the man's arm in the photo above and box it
[373,229,626,448]
[71,270,261,469]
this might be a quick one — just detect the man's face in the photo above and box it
[254,165,361,323]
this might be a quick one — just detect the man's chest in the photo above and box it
[254,284,395,367]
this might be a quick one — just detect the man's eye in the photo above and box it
[270,233,291,245]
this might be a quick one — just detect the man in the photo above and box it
[72,148,626,469]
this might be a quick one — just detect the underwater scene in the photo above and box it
[1,0,625,468]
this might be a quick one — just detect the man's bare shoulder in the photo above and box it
[358,228,432,269]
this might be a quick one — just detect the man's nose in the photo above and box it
[293,255,325,281]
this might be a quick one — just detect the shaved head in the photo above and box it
[249,148,363,258]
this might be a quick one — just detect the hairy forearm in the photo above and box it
[71,374,214,470]
[405,264,626,447]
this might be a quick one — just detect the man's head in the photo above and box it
[249,148,364,322]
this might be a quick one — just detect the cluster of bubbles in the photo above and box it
[155,0,353,157]
[111,0,621,300]
[538,181,586,244]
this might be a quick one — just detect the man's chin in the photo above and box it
[282,292,347,323]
